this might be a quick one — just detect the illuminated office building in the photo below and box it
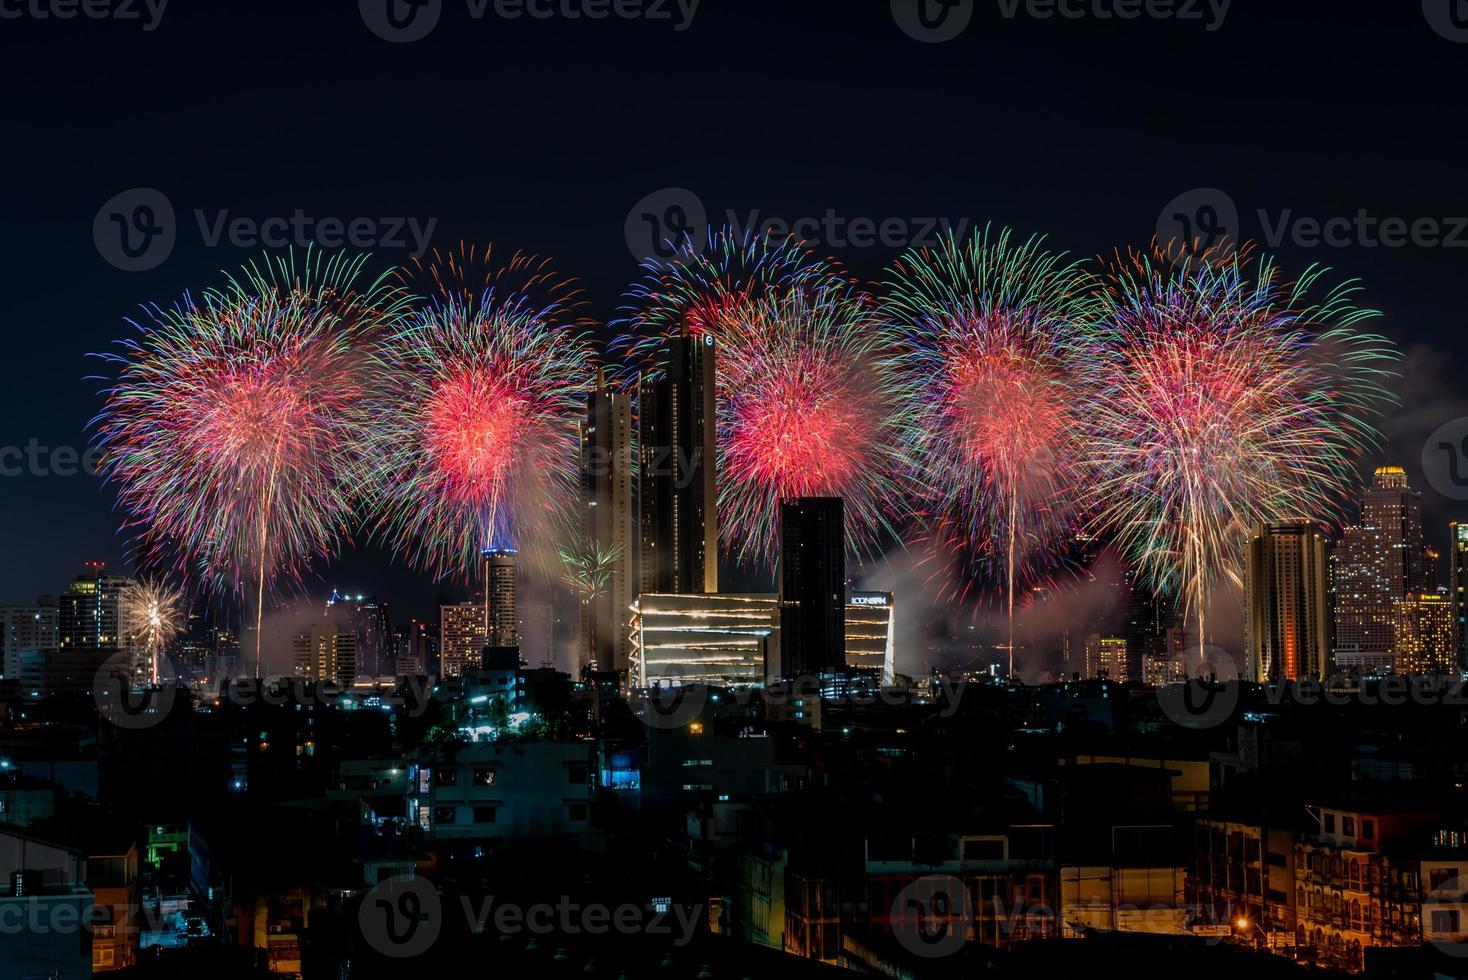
[482,548,518,652]
[326,591,390,678]
[1393,591,1455,675]
[439,602,485,679]
[844,591,895,685]
[631,593,778,687]
[1451,522,1468,671]
[1083,634,1129,680]
[580,371,636,673]
[58,561,131,652]
[1333,467,1424,673]
[0,598,57,685]
[638,328,718,596]
[1245,521,1331,682]
[290,625,358,685]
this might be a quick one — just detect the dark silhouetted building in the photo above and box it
[638,328,718,596]
[580,370,636,674]
[779,497,845,678]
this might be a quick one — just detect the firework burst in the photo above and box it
[616,228,903,564]
[121,578,183,685]
[1086,244,1398,654]
[883,227,1101,672]
[612,227,842,386]
[360,247,597,580]
[92,251,403,675]
[717,279,908,565]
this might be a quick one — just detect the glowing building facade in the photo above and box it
[1393,591,1455,675]
[290,625,358,685]
[1333,467,1424,673]
[844,591,895,685]
[631,593,778,687]
[1245,521,1332,682]
[439,601,485,679]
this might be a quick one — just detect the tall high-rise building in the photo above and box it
[1451,522,1468,671]
[580,371,636,673]
[440,602,485,679]
[845,592,895,685]
[482,549,518,652]
[638,328,718,596]
[1333,466,1425,673]
[1393,591,1455,675]
[0,597,57,685]
[1245,521,1332,682]
[326,592,390,678]
[779,497,846,678]
[291,625,358,685]
[58,561,131,652]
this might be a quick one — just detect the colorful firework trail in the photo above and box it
[360,247,597,581]
[92,251,402,676]
[1086,245,1398,657]
[883,228,1101,675]
[120,578,183,685]
[613,228,842,386]
[717,279,908,565]
[617,228,905,564]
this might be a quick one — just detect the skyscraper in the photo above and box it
[1450,522,1468,671]
[58,561,131,652]
[326,591,390,679]
[580,371,636,674]
[482,548,518,653]
[291,625,358,685]
[1244,521,1331,682]
[638,328,718,596]
[779,497,846,678]
[0,597,57,686]
[1333,466,1425,673]
[1393,591,1455,675]
[440,601,484,679]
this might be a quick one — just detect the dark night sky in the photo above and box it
[3,0,1467,631]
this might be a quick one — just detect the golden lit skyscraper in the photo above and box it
[291,625,357,684]
[1245,521,1331,682]
[1451,522,1468,672]
[439,601,485,679]
[1393,591,1454,674]
[1333,467,1425,673]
